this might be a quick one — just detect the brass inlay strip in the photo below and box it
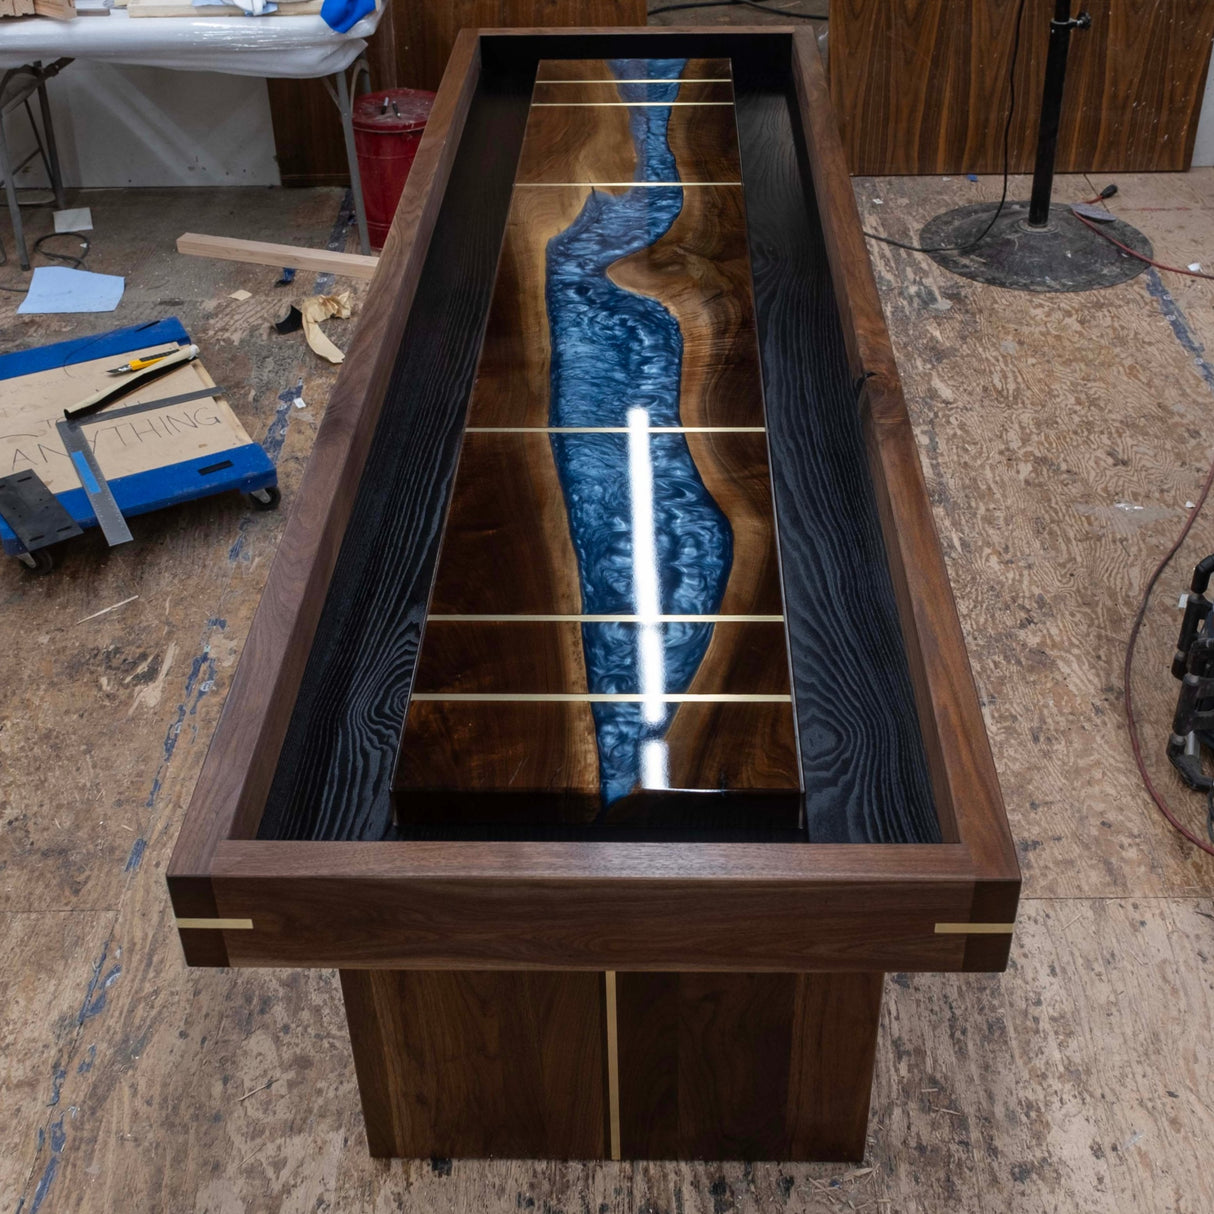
[934,923,1016,935]
[605,971,621,1161]
[428,614,784,623]
[412,693,792,703]
[515,182,743,188]
[176,917,254,931]
[532,101,735,108]
[465,426,765,434]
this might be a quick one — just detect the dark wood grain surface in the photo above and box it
[254,74,533,845]
[167,33,489,941]
[341,968,608,1157]
[212,838,977,971]
[616,970,882,1160]
[829,0,1214,175]
[735,78,941,844]
[790,28,1019,900]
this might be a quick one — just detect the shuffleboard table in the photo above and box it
[168,27,1020,1162]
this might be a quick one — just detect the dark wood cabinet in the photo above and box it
[829,0,1214,175]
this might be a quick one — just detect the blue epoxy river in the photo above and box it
[545,58,734,807]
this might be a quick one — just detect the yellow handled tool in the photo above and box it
[107,347,182,375]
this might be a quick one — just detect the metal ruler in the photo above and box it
[53,386,223,548]
[55,420,133,546]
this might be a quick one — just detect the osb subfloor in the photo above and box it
[3,161,1214,1212]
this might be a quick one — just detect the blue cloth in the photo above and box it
[320,0,374,34]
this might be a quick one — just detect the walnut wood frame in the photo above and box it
[167,28,1019,977]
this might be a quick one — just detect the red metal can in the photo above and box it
[352,88,436,250]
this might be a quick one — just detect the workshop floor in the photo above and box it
[3,161,1214,1212]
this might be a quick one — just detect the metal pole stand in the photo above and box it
[919,2,1153,293]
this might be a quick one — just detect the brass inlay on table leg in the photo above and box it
[605,971,621,1161]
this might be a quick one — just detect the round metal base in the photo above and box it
[920,201,1152,292]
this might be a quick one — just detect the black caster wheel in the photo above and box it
[17,549,54,576]
[248,486,281,511]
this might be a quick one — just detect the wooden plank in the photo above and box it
[175,234,379,280]
[31,0,75,16]
[203,839,975,972]
[828,0,1214,175]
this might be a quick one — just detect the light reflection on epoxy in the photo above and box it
[640,739,670,790]
[627,406,666,732]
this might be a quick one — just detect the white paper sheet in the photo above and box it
[53,208,95,234]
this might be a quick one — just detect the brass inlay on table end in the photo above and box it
[934,922,1016,935]
[175,917,255,931]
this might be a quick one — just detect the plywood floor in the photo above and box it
[3,160,1214,1210]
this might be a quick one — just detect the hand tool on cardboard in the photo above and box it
[63,344,199,422]
[106,347,181,375]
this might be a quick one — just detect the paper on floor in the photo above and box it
[300,290,353,364]
[53,207,94,234]
[17,266,124,315]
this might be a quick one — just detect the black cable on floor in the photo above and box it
[34,231,90,270]
[0,229,92,292]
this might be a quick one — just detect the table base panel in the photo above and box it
[341,968,881,1161]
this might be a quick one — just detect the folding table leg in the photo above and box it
[0,121,30,271]
[36,82,66,211]
[333,69,371,256]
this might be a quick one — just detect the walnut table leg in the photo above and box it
[340,969,609,1158]
[615,971,883,1161]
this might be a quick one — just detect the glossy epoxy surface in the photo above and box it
[395,58,801,827]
